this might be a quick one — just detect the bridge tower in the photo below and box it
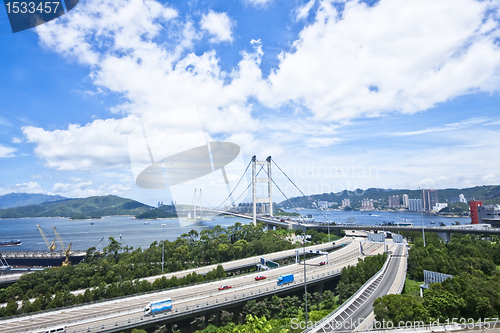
[193,189,203,220]
[252,156,273,225]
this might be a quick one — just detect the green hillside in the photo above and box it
[0,195,156,219]
[278,185,500,208]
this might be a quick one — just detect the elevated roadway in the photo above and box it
[208,209,500,235]
[1,235,387,333]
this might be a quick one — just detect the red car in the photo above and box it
[255,276,267,281]
[218,285,232,290]
[319,261,326,266]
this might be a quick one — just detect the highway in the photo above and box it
[302,243,407,333]
[1,234,385,333]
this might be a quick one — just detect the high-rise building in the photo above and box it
[342,198,351,208]
[402,194,409,208]
[459,194,467,204]
[422,189,439,211]
[388,195,400,208]
[470,200,483,224]
[361,198,374,210]
[408,199,422,211]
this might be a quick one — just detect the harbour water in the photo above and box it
[0,210,471,252]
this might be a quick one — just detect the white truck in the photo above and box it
[144,298,172,315]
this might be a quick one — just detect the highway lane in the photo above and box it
[2,236,383,333]
[0,235,352,309]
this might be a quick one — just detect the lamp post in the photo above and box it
[161,223,166,272]
[302,233,309,326]
[419,188,426,247]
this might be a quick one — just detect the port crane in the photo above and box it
[36,224,57,251]
[52,226,72,266]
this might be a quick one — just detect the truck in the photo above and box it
[277,274,294,286]
[144,298,172,315]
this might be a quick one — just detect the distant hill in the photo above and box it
[0,193,68,209]
[278,185,500,208]
[0,195,157,219]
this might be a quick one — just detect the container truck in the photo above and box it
[277,274,294,286]
[144,298,172,315]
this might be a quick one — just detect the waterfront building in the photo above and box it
[388,195,400,208]
[317,201,329,209]
[408,198,422,211]
[477,204,500,228]
[433,203,448,212]
[470,200,482,224]
[422,189,439,211]
[361,198,374,210]
[402,194,409,208]
[342,198,351,208]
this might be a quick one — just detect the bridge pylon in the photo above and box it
[252,156,273,226]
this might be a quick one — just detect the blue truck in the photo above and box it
[277,274,294,286]
[144,298,172,315]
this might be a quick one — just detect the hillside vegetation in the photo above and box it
[0,195,153,219]
[279,185,500,208]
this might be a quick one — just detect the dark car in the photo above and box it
[319,261,326,266]
[218,285,232,290]
[255,276,266,280]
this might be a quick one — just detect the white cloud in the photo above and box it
[244,0,274,6]
[263,0,500,121]
[11,137,23,144]
[22,117,140,171]
[200,11,234,43]
[296,0,316,21]
[52,181,132,198]
[0,144,16,158]
[14,182,46,194]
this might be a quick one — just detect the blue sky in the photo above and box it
[1,0,500,206]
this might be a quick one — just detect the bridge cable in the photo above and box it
[214,158,253,209]
[259,165,305,222]
[272,160,333,225]
[228,163,267,207]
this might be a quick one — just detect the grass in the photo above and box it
[403,278,423,297]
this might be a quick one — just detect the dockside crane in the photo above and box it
[52,226,72,266]
[36,224,57,251]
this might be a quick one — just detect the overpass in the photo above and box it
[1,234,391,333]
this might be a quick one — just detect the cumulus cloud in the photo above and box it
[200,11,234,43]
[0,144,16,158]
[22,117,140,171]
[52,181,132,198]
[26,0,500,195]
[9,182,46,194]
[264,0,500,121]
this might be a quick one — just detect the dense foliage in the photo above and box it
[374,233,500,323]
[336,253,388,302]
[0,222,298,317]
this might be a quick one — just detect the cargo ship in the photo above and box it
[0,240,21,247]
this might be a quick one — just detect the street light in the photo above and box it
[161,223,166,272]
[302,233,309,326]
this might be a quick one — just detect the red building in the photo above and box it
[470,200,483,224]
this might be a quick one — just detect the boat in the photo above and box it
[90,222,94,225]
[430,221,436,225]
[0,240,21,247]
[144,221,151,225]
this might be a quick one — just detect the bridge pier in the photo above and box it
[437,232,452,243]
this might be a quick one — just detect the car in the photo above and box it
[255,276,266,280]
[319,261,326,266]
[218,285,232,290]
